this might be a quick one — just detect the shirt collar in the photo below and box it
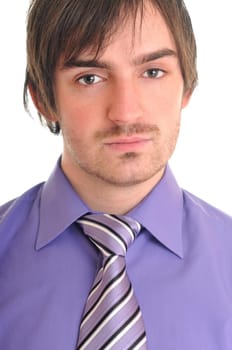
[129,165,184,258]
[36,160,183,258]
[36,159,89,250]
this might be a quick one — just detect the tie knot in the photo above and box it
[77,213,141,257]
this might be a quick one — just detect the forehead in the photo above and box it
[114,5,176,56]
[62,3,177,66]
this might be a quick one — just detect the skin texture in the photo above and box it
[36,4,191,214]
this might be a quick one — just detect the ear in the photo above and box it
[28,84,58,122]
[181,89,192,109]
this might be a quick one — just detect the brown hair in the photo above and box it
[24,0,197,134]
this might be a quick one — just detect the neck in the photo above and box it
[61,159,165,215]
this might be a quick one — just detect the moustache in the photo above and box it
[95,123,160,139]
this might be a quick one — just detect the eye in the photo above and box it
[77,74,103,85]
[143,68,164,79]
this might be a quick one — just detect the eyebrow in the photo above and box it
[133,48,177,65]
[63,48,177,70]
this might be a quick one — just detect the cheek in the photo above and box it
[161,92,184,124]
[58,97,97,130]
[144,79,184,114]
[147,94,183,127]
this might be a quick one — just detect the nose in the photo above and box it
[107,80,144,124]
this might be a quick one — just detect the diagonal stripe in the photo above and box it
[128,331,147,350]
[105,214,136,241]
[79,218,127,253]
[87,256,117,300]
[80,265,126,327]
[89,236,114,256]
[78,284,134,349]
[76,214,147,350]
[86,214,133,248]
[83,282,137,342]
[84,256,125,313]
[109,214,138,242]
[100,307,141,349]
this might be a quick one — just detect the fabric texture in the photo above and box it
[77,213,147,349]
[1,159,232,349]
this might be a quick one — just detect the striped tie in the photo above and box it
[76,213,147,350]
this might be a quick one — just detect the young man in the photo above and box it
[0,0,231,349]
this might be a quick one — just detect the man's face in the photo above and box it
[54,4,190,188]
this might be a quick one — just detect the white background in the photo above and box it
[0,1,232,214]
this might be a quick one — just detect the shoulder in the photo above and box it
[182,189,232,234]
[0,183,45,256]
[0,183,44,227]
[182,190,232,289]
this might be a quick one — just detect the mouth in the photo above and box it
[103,136,152,152]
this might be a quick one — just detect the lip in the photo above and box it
[103,136,152,151]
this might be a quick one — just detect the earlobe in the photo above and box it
[182,89,192,109]
[28,84,58,122]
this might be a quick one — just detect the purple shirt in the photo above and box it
[1,159,232,349]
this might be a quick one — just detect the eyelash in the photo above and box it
[143,68,165,79]
[77,74,103,86]
[76,68,165,86]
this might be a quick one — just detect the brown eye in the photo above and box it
[78,74,102,85]
[143,68,164,78]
